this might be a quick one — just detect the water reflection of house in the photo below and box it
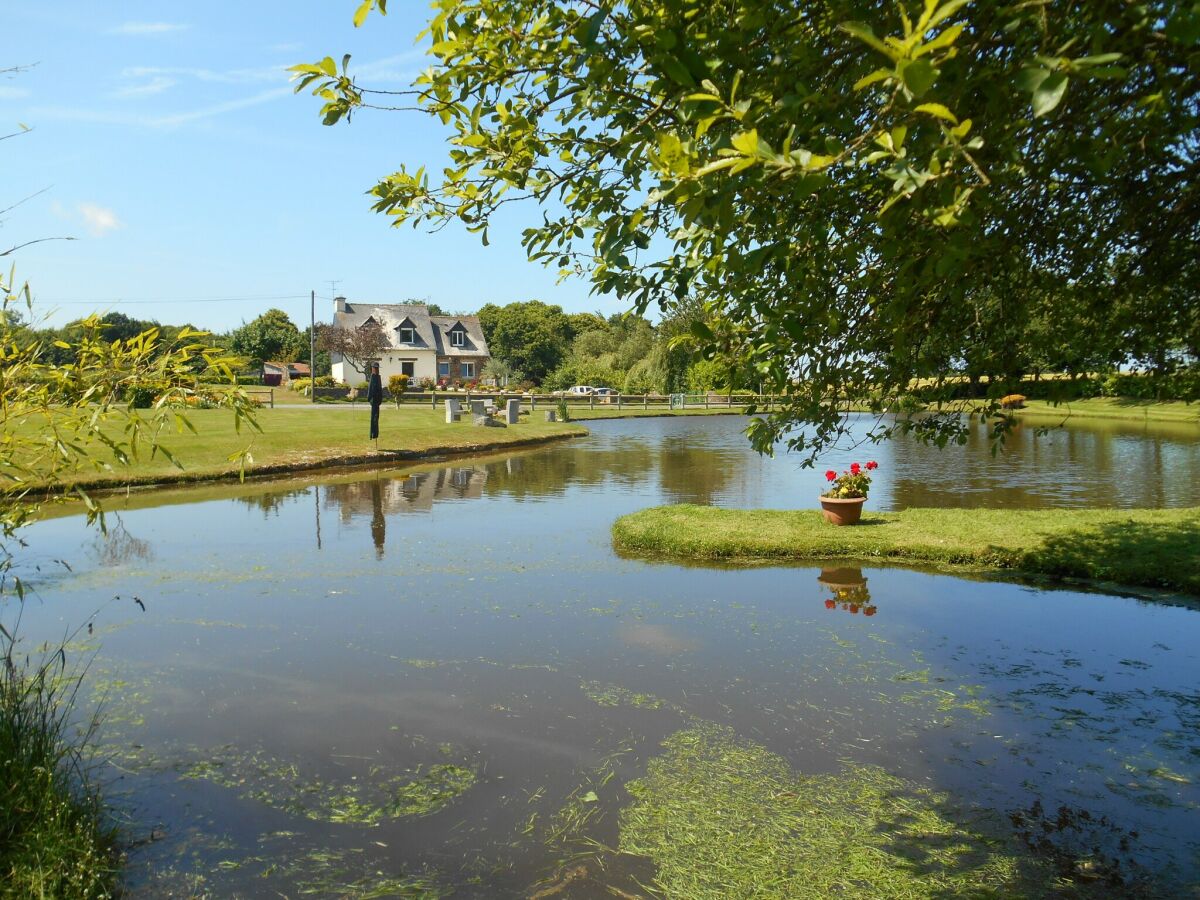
[324,467,489,519]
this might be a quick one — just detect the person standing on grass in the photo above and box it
[367,361,384,441]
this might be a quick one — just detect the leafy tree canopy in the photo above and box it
[229,308,303,364]
[295,0,1200,458]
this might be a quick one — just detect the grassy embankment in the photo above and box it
[612,505,1200,596]
[1012,397,1198,425]
[0,655,118,898]
[14,406,587,492]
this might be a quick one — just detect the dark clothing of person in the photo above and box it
[368,371,384,439]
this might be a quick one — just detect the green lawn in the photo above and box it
[612,504,1200,595]
[17,407,586,492]
[1013,397,1199,425]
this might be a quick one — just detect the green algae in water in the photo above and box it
[180,747,476,825]
[580,680,667,710]
[620,722,1062,899]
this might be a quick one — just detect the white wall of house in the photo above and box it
[333,351,439,386]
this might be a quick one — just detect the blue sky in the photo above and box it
[1,2,601,333]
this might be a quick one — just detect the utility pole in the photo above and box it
[310,289,317,405]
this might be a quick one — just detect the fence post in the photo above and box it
[704,394,709,409]
[617,394,622,410]
[590,394,595,409]
[270,388,274,409]
[643,394,648,409]
[531,394,536,410]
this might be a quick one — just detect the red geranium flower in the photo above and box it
[863,606,877,616]
[824,470,836,481]
[850,462,861,475]
[866,461,878,471]
[824,599,836,609]
[849,605,860,614]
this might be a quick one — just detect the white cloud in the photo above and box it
[119,64,285,85]
[111,76,177,98]
[269,42,304,53]
[0,86,31,100]
[353,51,428,85]
[154,87,292,126]
[77,203,122,237]
[108,22,190,36]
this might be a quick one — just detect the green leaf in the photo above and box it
[353,0,373,27]
[730,129,759,156]
[658,55,695,87]
[319,56,337,77]
[853,68,893,91]
[898,58,938,97]
[840,22,893,58]
[1032,71,1069,116]
[914,102,957,123]
[581,791,598,803]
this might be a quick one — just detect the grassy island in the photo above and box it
[612,505,1200,596]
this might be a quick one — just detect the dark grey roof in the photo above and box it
[333,304,490,358]
[335,302,437,350]
[430,315,489,357]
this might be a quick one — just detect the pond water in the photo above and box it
[14,414,1200,897]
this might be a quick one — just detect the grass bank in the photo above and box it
[1013,397,1199,426]
[612,504,1200,596]
[15,407,587,493]
[0,652,117,898]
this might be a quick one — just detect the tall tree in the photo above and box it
[478,300,573,382]
[229,309,303,364]
[318,320,390,380]
[295,1,1199,458]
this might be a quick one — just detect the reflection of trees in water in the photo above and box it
[656,436,741,506]
[464,437,738,504]
[234,489,308,518]
[90,518,154,567]
[479,441,658,499]
[888,419,1200,509]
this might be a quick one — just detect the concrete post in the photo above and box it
[506,398,521,424]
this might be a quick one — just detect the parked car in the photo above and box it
[592,387,617,396]
[553,385,596,397]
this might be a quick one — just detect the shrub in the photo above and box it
[355,381,369,391]
[999,394,1026,409]
[125,384,160,409]
[556,399,570,422]
[419,377,436,391]
[313,375,335,387]
[388,374,410,399]
[290,377,312,394]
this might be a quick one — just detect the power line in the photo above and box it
[35,294,311,306]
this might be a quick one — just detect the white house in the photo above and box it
[329,298,491,386]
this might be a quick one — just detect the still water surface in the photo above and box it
[17,415,1200,896]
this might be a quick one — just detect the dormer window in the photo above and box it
[399,326,415,344]
[449,327,466,348]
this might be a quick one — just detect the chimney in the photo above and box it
[334,295,347,315]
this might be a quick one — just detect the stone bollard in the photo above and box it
[544,410,556,422]
[470,399,487,417]
[444,398,461,423]
[505,398,521,425]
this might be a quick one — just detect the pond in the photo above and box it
[14,414,1200,897]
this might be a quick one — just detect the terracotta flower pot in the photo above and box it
[819,496,866,526]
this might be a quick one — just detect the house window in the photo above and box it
[401,360,415,377]
[450,328,465,348]
[399,326,415,344]
[438,361,450,377]
[461,361,475,378]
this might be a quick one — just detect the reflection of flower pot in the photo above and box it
[819,496,865,526]
[817,567,867,589]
